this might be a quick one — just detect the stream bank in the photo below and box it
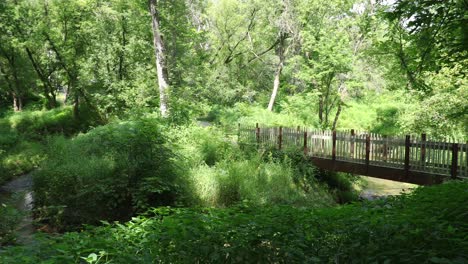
[358,176,417,200]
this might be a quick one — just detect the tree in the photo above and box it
[149,0,170,117]
[267,0,299,111]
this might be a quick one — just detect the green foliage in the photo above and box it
[33,118,180,230]
[269,149,359,204]
[188,156,335,207]
[5,107,90,137]
[0,201,22,246]
[211,103,307,127]
[1,181,466,263]
[0,107,92,185]
[0,141,44,184]
[168,125,335,207]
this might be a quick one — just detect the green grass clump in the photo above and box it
[1,181,466,263]
[170,125,335,207]
[7,107,86,138]
[188,157,335,207]
[33,118,180,230]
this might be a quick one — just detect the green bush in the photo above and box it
[1,181,466,263]
[0,201,22,246]
[33,118,180,230]
[8,107,77,137]
[0,141,44,185]
[269,149,359,204]
[168,125,238,167]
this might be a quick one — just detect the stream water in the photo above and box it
[0,174,34,245]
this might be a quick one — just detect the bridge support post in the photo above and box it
[404,135,410,177]
[303,131,308,155]
[350,129,355,159]
[451,143,459,179]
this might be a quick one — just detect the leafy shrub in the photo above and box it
[0,121,18,149]
[1,181,466,263]
[0,141,44,185]
[33,119,180,230]
[168,125,238,167]
[8,107,78,138]
[0,201,22,246]
[269,149,359,203]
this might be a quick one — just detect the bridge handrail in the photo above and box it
[238,123,468,179]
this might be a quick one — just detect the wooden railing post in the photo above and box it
[256,123,260,148]
[383,135,388,162]
[421,133,426,165]
[350,129,355,159]
[332,130,337,161]
[451,143,459,179]
[404,135,410,176]
[303,131,308,155]
[365,134,370,170]
[297,126,300,145]
[278,126,283,150]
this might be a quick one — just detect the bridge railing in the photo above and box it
[238,124,468,179]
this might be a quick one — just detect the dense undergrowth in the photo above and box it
[33,119,180,230]
[1,181,466,263]
[0,107,70,185]
[30,121,353,232]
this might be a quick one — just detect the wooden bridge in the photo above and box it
[238,124,468,185]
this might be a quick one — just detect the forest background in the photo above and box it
[0,0,466,139]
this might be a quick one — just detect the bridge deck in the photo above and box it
[239,124,468,185]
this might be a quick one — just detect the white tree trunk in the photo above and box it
[267,60,283,111]
[267,35,286,112]
[149,0,169,117]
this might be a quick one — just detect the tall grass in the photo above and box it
[188,157,335,207]
[172,125,337,207]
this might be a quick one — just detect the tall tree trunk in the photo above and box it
[149,0,170,117]
[318,97,324,125]
[267,34,286,112]
[26,47,57,108]
[332,102,342,131]
[12,92,22,112]
[267,60,284,111]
